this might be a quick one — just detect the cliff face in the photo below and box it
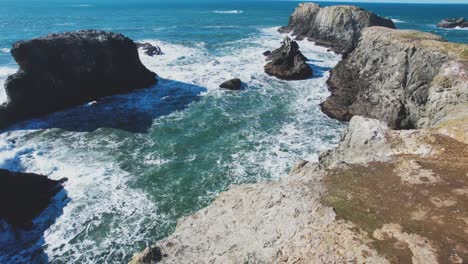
[0,30,157,129]
[323,27,468,130]
[279,3,395,54]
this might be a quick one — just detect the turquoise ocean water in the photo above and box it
[0,1,467,263]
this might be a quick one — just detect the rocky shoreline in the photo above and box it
[131,3,467,264]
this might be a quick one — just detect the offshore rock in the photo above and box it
[323,27,468,129]
[0,169,67,228]
[437,17,468,29]
[136,42,163,56]
[279,3,395,54]
[219,78,242,90]
[264,36,313,80]
[0,30,157,129]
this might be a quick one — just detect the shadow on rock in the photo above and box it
[1,78,207,134]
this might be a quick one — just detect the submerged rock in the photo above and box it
[437,17,468,28]
[136,42,163,56]
[219,78,242,90]
[0,169,67,228]
[0,30,157,129]
[264,36,313,80]
[322,27,468,130]
[279,3,395,54]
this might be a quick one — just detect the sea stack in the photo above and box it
[279,3,395,54]
[0,169,67,228]
[437,17,468,28]
[0,30,157,129]
[264,36,313,80]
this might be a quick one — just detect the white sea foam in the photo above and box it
[213,10,243,14]
[71,4,93,7]
[0,48,10,53]
[0,66,18,104]
[391,18,406,23]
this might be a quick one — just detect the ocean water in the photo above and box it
[0,1,466,263]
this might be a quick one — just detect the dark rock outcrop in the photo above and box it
[322,27,468,130]
[0,30,157,129]
[0,169,67,228]
[136,42,163,56]
[279,3,395,54]
[264,36,313,80]
[437,17,468,29]
[220,78,242,90]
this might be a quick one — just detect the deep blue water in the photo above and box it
[0,1,466,263]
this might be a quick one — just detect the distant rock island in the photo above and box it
[437,17,468,28]
[0,30,157,129]
[278,3,395,54]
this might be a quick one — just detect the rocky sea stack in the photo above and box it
[0,169,67,228]
[0,30,157,129]
[264,36,313,80]
[279,3,395,54]
[437,17,468,29]
[219,78,242,90]
[323,27,468,131]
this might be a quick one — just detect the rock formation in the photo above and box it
[0,169,67,228]
[264,36,313,80]
[219,78,242,90]
[279,3,395,54]
[136,42,163,56]
[322,27,468,130]
[0,30,157,129]
[437,17,468,29]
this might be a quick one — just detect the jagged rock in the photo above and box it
[279,3,395,54]
[322,27,468,129]
[0,30,157,129]
[130,246,164,264]
[0,169,67,228]
[437,17,468,28]
[136,42,163,56]
[264,36,313,80]
[219,78,242,90]
[262,50,271,56]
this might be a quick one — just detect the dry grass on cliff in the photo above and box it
[323,134,468,263]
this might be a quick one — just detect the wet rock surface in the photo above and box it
[437,17,468,28]
[0,30,157,129]
[219,78,242,90]
[279,3,395,54]
[0,169,67,228]
[136,42,163,56]
[264,36,313,80]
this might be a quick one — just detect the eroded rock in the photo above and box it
[437,17,468,29]
[322,27,468,129]
[0,30,157,129]
[136,42,163,56]
[219,78,242,90]
[264,36,313,80]
[279,3,395,54]
[0,169,67,228]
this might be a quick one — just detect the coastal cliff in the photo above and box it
[0,30,157,129]
[322,27,468,131]
[279,3,395,54]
